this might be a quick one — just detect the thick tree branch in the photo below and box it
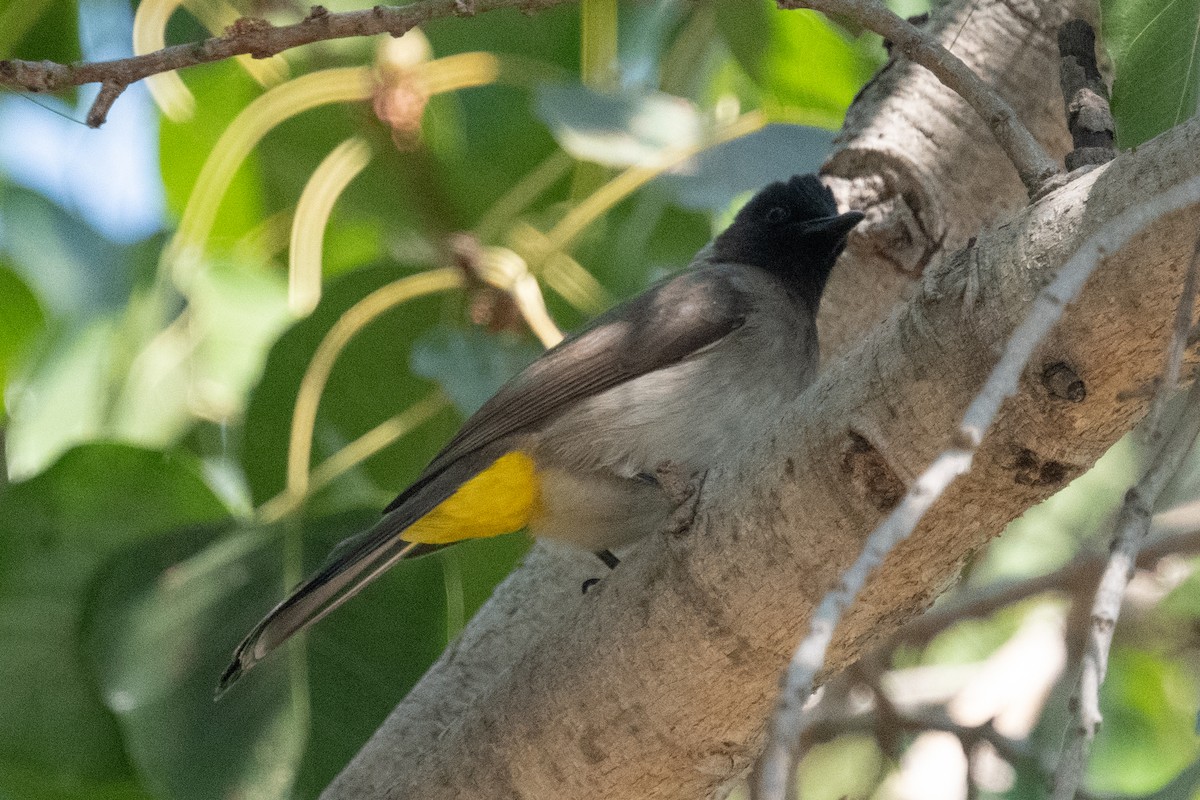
[757,172,1200,800]
[781,0,1062,196]
[0,0,573,127]
[320,3,1097,797]
[323,111,1200,799]
[817,0,1079,359]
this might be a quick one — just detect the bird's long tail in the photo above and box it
[216,514,445,696]
[217,448,540,696]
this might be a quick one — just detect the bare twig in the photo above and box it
[753,175,1200,800]
[886,526,1200,651]
[85,79,127,127]
[0,0,574,128]
[805,699,1050,782]
[779,0,1062,195]
[1051,241,1200,800]
[1057,19,1116,169]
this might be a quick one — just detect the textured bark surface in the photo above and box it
[320,3,1200,799]
[819,0,1085,358]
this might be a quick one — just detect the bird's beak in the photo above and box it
[804,210,865,240]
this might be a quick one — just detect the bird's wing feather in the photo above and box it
[219,264,753,693]
[386,263,752,512]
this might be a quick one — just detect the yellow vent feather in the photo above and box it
[402,452,541,545]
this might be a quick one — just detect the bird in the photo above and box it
[217,174,863,694]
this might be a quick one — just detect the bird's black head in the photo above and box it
[711,174,864,310]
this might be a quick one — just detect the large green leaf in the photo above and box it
[657,123,835,212]
[0,444,227,800]
[295,523,531,795]
[713,0,878,124]
[0,264,44,409]
[85,522,302,800]
[1089,649,1199,793]
[535,83,704,167]
[83,505,526,800]
[108,259,291,446]
[0,187,136,318]
[417,5,579,225]
[239,264,461,508]
[0,0,79,65]
[4,319,121,480]
[410,325,540,416]
[1102,0,1200,147]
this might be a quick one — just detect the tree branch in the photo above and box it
[781,0,1062,195]
[0,0,574,127]
[323,112,1200,800]
[756,168,1200,800]
[816,0,1078,359]
[881,525,1200,651]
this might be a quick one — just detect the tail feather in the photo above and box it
[215,459,493,697]
[216,524,443,696]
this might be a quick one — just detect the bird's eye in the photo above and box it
[765,206,789,224]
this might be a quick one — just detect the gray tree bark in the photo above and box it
[322,1,1200,798]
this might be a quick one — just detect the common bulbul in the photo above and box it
[218,174,863,692]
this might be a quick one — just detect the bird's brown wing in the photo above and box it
[388,264,752,509]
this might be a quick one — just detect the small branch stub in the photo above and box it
[1042,361,1087,402]
[1057,19,1116,170]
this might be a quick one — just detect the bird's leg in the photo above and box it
[655,459,706,536]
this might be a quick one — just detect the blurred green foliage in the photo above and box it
[0,1,1197,799]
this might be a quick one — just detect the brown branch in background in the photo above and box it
[1051,241,1200,800]
[85,79,127,127]
[0,0,574,128]
[779,0,1063,195]
[884,526,1200,652]
[1057,19,1116,170]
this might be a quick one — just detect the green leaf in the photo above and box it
[657,123,835,212]
[713,0,877,124]
[0,187,134,318]
[535,83,704,167]
[418,6,580,224]
[410,326,540,416]
[240,264,460,507]
[4,319,121,480]
[85,523,303,800]
[108,259,291,446]
[1102,0,1200,147]
[0,264,44,407]
[0,0,79,65]
[1089,649,1200,793]
[0,444,227,800]
[83,507,511,800]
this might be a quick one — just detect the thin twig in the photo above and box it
[753,175,1200,800]
[804,700,1050,781]
[1051,240,1200,800]
[779,0,1062,195]
[85,79,127,127]
[886,526,1200,650]
[0,0,575,127]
